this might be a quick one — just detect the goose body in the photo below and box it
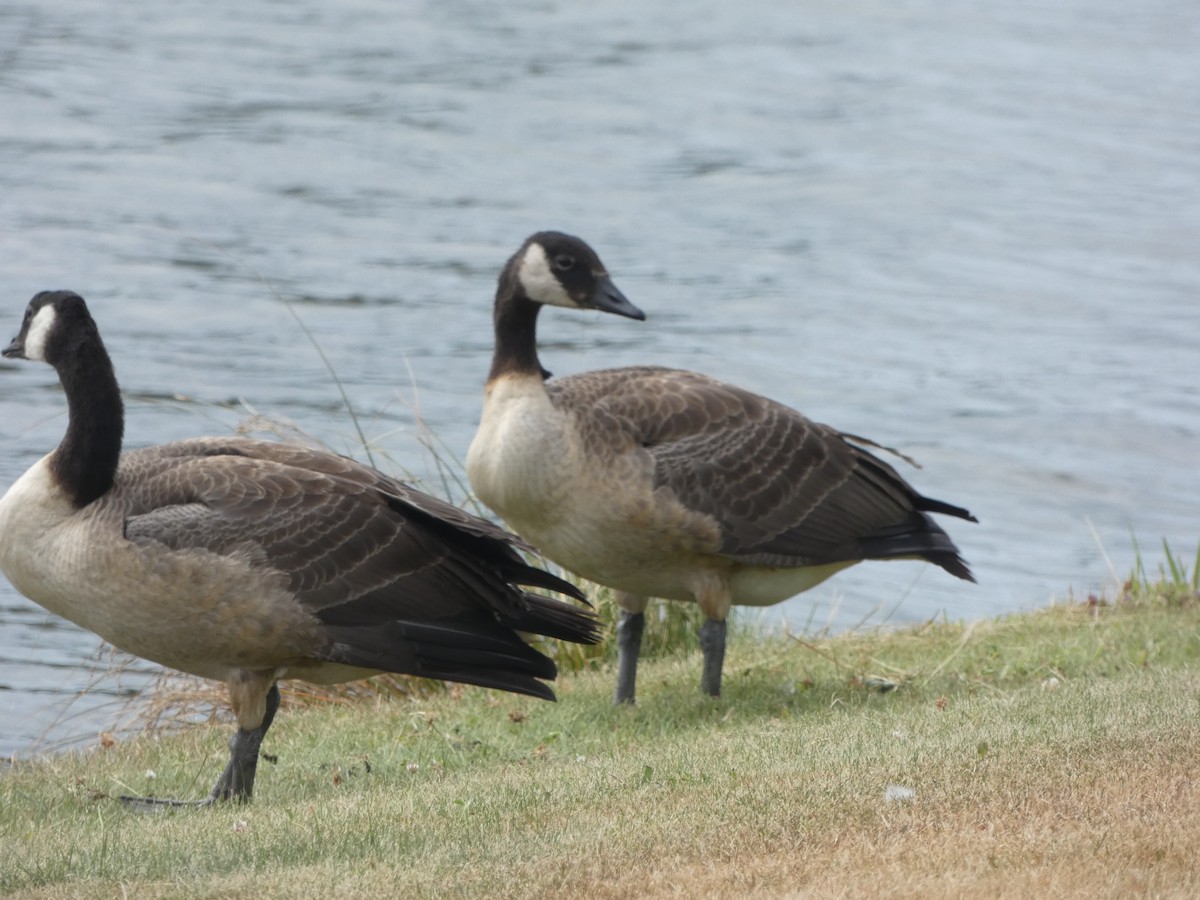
[0,291,598,804]
[467,232,976,703]
[473,365,862,607]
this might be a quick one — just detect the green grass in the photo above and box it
[1130,533,1200,601]
[3,574,1199,899]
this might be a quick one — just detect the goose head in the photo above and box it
[512,232,645,320]
[3,290,93,365]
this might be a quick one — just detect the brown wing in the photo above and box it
[118,437,597,696]
[549,367,975,579]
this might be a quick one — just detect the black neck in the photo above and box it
[51,334,124,507]
[488,279,548,382]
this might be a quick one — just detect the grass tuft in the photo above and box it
[1128,535,1200,604]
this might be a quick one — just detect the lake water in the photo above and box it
[1,0,1196,758]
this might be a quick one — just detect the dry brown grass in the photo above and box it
[569,741,1200,899]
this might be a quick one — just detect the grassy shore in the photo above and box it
[2,579,1198,899]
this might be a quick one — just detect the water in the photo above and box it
[1,0,1196,757]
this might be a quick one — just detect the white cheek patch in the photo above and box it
[518,243,577,308]
[22,304,58,362]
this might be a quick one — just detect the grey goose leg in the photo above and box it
[613,610,645,704]
[207,682,281,803]
[698,618,727,697]
[120,683,281,811]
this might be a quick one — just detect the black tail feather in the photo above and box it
[323,614,565,700]
[509,591,603,645]
[413,665,557,701]
[384,490,588,605]
[857,512,976,583]
[915,494,978,523]
[924,550,976,583]
[507,562,588,604]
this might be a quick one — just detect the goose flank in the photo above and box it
[0,290,599,806]
[466,232,976,703]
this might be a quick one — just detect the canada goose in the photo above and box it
[467,232,976,704]
[0,290,599,806]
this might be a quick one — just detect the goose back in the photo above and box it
[546,366,973,575]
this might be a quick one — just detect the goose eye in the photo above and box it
[552,254,576,271]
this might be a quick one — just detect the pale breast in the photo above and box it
[468,374,727,600]
[468,375,578,526]
[0,457,321,680]
[0,458,75,606]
